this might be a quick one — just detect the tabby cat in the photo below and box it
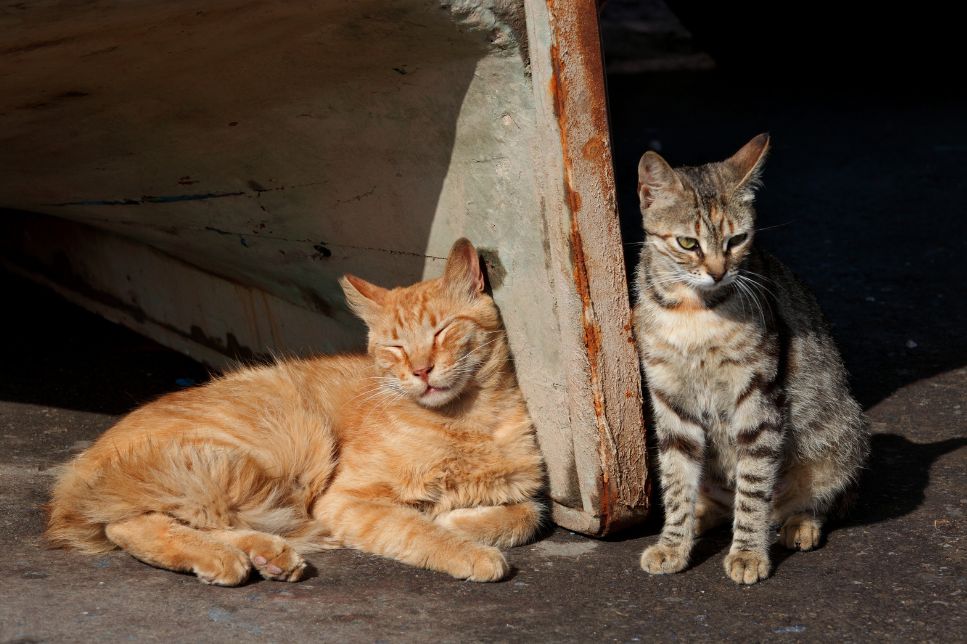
[47,238,544,584]
[633,134,869,584]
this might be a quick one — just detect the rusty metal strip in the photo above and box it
[544,0,649,533]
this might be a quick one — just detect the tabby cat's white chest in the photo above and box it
[646,305,739,352]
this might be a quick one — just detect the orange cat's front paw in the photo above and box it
[724,549,771,585]
[194,548,252,586]
[464,546,510,582]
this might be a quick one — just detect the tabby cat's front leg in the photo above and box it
[725,380,783,585]
[640,392,705,575]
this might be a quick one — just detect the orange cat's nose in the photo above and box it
[412,365,434,382]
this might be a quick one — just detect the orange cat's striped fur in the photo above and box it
[46,239,545,584]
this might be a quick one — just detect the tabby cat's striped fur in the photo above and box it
[633,134,869,584]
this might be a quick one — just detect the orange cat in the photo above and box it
[46,239,545,584]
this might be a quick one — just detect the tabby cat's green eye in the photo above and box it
[677,236,699,250]
[728,233,748,249]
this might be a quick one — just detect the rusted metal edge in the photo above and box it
[544,0,648,534]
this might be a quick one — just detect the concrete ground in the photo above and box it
[2,38,966,644]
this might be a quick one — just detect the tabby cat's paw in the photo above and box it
[194,548,252,586]
[640,544,688,575]
[724,549,770,585]
[779,514,822,551]
[464,546,510,582]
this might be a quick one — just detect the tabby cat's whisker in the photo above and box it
[738,274,777,318]
[736,276,766,326]
[754,221,794,233]
[739,270,780,300]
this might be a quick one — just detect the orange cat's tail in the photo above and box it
[46,459,123,553]
[45,441,314,554]
[45,495,116,554]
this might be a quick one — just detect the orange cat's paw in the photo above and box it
[246,537,307,582]
[194,548,252,586]
[211,530,308,582]
[640,544,688,575]
[465,546,510,582]
[724,549,771,585]
[779,514,823,551]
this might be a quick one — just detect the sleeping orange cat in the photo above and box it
[46,238,545,584]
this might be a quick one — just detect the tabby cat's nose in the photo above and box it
[412,365,434,382]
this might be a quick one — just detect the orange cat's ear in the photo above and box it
[638,151,683,209]
[443,238,485,297]
[726,133,770,201]
[340,274,388,321]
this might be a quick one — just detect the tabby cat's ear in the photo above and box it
[638,151,684,209]
[443,238,485,298]
[340,274,388,321]
[726,133,770,202]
